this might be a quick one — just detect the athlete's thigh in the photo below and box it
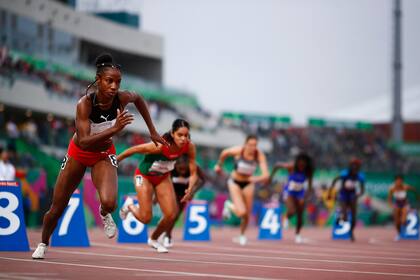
[401,206,408,222]
[242,184,255,213]
[155,177,178,216]
[91,159,118,202]
[286,195,296,214]
[134,175,154,215]
[51,155,86,208]
[227,181,246,213]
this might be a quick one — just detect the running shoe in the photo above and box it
[100,205,117,238]
[233,235,247,246]
[148,238,169,253]
[222,200,233,220]
[32,243,47,259]
[163,236,173,248]
[119,197,134,220]
[295,234,303,244]
[394,235,401,242]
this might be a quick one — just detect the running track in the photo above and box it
[1,227,419,280]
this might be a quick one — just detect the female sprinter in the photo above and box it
[32,53,166,259]
[214,135,269,246]
[268,153,314,243]
[328,158,365,242]
[117,119,198,253]
[388,174,419,241]
[162,155,207,248]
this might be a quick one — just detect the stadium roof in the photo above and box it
[328,85,420,123]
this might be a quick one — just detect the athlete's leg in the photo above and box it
[128,176,154,224]
[165,199,185,239]
[41,156,86,245]
[285,195,297,219]
[91,159,118,215]
[349,199,357,240]
[295,198,305,235]
[240,184,255,235]
[227,181,247,218]
[393,207,401,234]
[151,177,178,240]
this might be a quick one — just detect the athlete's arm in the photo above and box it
[116,142,161,163]
[267,162,293,185]
[76,98,133,150]
[181,143,198,203]
[250,150,269,184]
[359,179,365,197]
[387,187,394,207]
[214,146,241,174]
[328,176,341,200]
[194,166,207,191]
[120,91,168,146]
[406,185,420,201]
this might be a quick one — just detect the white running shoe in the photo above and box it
[233,235,247,246]
[148,238,169,253]
[222,200,233,220]
[295,234,303,244]
[119,197,134,220]
[163,236,173,248]
[32,243,47,259]
[100,206,117,238]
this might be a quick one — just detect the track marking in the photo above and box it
[117,241,420,262]
[91,242,420,268]
[5,251,420,279]
[0,272,63,280]
[0,257,282,280]
[245,239,420,256]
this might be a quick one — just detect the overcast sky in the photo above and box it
[137,0,420,123]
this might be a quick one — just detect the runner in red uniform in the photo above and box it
[32,53,166,259]
[118,119,198,253]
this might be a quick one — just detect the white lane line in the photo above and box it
[0,257,281,280]
[0,272,64,280]
[4,251,420,279]
[90,242,420,268]
[114,241,420,262]
[239,240,420,257]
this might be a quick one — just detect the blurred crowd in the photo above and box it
[269,127,410,172]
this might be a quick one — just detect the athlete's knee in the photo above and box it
[236,208,247,218]
[100,198,117,213]
[46,204,67,219]
[165,210,178,221]
[137,211,152,224]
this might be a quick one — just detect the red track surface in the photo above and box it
[1,227,420,280]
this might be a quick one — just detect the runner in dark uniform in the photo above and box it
[268,153,313,243]
[328,158,365,242]
[162,155,206,247]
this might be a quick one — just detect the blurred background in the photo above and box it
[0,0,419,229]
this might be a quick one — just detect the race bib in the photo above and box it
[149,160,176,174]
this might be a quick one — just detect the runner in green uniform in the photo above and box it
[117,119,197,253]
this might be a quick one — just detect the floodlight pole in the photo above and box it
[392,0,403,143]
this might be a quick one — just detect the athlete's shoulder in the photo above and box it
[76,95,92,115]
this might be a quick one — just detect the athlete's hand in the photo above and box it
[150,130,168,147]
[114,109,134,132]
[214,164,222,174]
[181,188,193,203]
[95,138,113,150]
